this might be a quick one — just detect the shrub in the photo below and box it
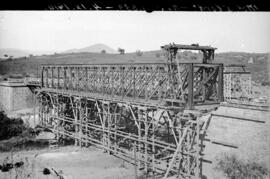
[215,153,268,179]
[261,81,270,86]
[118,48,125,55]
[0,111,27,140]
[136,50,143,56]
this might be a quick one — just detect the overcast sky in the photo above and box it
[0,11,269,53]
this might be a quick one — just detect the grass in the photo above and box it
[0,136,49,152]
[215,153,268,179]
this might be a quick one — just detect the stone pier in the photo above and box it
[0,80,36,112]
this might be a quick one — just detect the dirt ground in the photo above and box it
[0,146,136,179]
[252,83,270,99]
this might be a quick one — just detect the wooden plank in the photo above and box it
[210,138,238,149]
[211,113,265,123]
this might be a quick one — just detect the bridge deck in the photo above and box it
[38,87,186,110]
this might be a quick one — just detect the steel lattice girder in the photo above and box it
[37,92,202,178]
[223,72,252,101]
[40,63,223,109]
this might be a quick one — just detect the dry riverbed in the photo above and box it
[0,146,137,179]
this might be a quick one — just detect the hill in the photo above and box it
[0,50,268,84]
[0,48,31,59]
[0,43,117,59]
[0,48,53,59]
[63,44,117,54]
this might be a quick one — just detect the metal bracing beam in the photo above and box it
[163,127,188,179]
[193,66,219,97]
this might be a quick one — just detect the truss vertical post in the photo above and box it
[41,67,44,87]
[133,66,136,99]
[68,67,72,90]
[46,67,49,88]
[218,64,224,102]
[51,67,54,88]
[138,108,142,170]
[63,67,67,90]
[57,67,60,89]
[101,101,106,152]
[76,67,79,91]
[38,96,42,126]
[85,67,88,92]
[75,98,78,146]
[188,63,194,110]
[202,67,206,101]
[108,103,111,152]
[113,111,117,153]
[151,109,156,177]
[195,120,200,178]
[177,117,183,177]
[85,106,89,147]
[56,94,60,142]
[134,145,138,179]
[33,91,36,126]
[144,109,148,174]
[79,99,83,147]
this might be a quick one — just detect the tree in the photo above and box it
[101,49,106,54]
[118,48,125,55]
[136,50,143,56]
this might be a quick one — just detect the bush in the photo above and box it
[136,50,143,56]
[0,111,27,140]
[118,48,125,55]
[261,81,270,86]
[0,136,49,152]
[215,153,268,179]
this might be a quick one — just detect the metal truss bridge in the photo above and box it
[27,44,251,179]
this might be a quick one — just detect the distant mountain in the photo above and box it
[0,48,53,59]
[0,48,30,58]
[63,43,117,54]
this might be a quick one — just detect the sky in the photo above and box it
[0,11,269,53]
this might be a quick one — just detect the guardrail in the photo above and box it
[24,77,41,86]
